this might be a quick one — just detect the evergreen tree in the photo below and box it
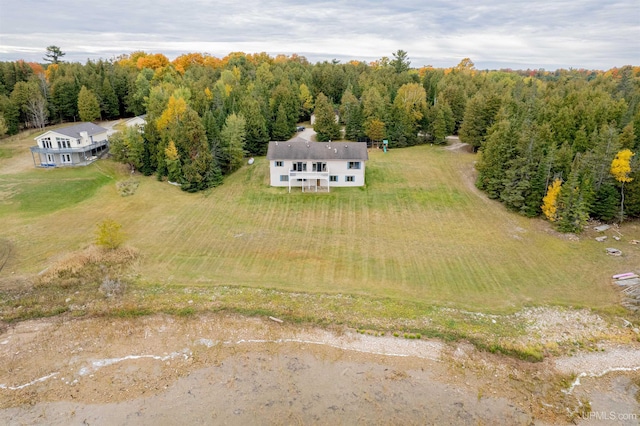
[459,91,502,151]
[241,98,269,155]
[77,85,101,122]
[140,121,159,175]
[165,140,182,183]
[590,183,620,222]
[340,89,363,141]
[51,76,79,121]
[476,118,518,198]
[43,46,65,64]
[100,78,120,119]
[219,113,246,174]
[556,161,592,233]
[272,103,292,140]
[313,92,340,142]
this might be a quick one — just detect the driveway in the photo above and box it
[294,126,316,142]
[98,119,122,136]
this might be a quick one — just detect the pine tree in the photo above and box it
[340,90,363,141]
[590,183,620,222]
[272,103,292,141]
[313,92,340,142]
[556,167,592,233]
[241,98,269,155]
[475,119,518,198]
[100,78,120,119]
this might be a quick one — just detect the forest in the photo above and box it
[0,49,639,231]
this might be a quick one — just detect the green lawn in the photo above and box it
[1,137,638,313]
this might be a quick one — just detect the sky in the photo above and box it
[0,0,637,70]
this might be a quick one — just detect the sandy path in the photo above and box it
[0,314,638,424]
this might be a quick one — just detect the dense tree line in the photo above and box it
[0,50,638,230]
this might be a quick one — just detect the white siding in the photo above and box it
[36,130,108,149]
[269,159,365,187]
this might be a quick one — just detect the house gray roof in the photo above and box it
[267,139,368,161]
[47,122,108,139]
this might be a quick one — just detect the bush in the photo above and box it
[95,219,125,250]
[99,276,126,297]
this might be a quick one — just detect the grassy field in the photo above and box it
[1,131,639,316]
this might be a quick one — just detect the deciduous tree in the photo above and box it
[541,179,562,222]
[611,148,634,222]
[110,126,144,172]
[95,219,125,250]
[365,118,385,143]
[77,85,100,122]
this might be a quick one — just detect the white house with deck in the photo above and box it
[266,138,368,192]
[30,122,109,167]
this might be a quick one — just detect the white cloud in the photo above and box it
[0,0,637,69]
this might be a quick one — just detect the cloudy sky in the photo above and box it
[0,0,637,70]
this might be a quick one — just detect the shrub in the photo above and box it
[95,219,125,250]
[99,276,126,297]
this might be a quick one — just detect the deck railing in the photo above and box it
[30,140,108,154]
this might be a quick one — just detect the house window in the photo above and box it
[280,175,289,182]
[41,137,52,149]
[293,162,307,172]
[60,154,72,164]
[46,154,55,163]
[312,162,326,172]
[348,161,361,169]
[329,176,338,182]
[345,176,355,182]
[275,161,283,167]
[56,138,71,149]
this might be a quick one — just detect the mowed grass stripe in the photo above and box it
[3,137,636,312]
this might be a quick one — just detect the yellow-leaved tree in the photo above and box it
[541,179,562,222]
[610,149,635,222]
[95,219,125,250]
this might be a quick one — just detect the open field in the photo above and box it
[1,130,640,423]
[2,131,639,313]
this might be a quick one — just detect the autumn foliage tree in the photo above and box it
[541,179,562,222]
[610,149,635,222]
[365,119,385,144]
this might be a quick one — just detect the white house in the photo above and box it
[266,138,368,192]
[310,112,339,125]
[30,122,109,167]
[124,115,147,129]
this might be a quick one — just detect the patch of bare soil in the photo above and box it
[0,314,638,425]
